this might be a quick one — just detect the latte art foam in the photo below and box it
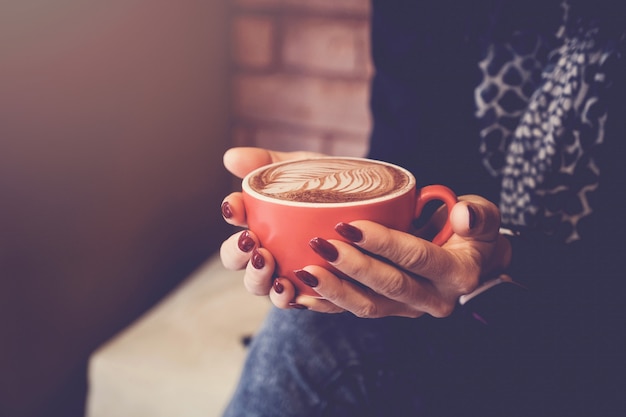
[248,158,412,203]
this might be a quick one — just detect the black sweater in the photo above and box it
[367,1,625,414]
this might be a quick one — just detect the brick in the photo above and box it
[232,15,275,68]
[233,73,372,135]
[324,134,370,157]
[282,0,370,14]
[254,126,327,153]
[235,0,370,14]
[234,0,282,9]
[282,17,369,77]
[252,125,369,157]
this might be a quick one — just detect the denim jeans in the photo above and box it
[221,306,557,417]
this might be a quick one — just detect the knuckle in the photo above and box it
[244,270,272,296]
[318,284,342,302]
[244,279,268,296]
[453,268,481,295]
[407,310,425,319]
[378,273,408,299]
[220,240,245,271]
[346,261,370,281]
[430,302,455,318]
[398,246,430,272]
[458,282,479,296]
[354,301,379,319]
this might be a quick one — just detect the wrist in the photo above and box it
[458,275,531,327]
[473,228,514,288]
[498,227,516,271]
[458,228,519,305]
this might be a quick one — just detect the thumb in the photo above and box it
[449,196,501,241]
[223,147,326,178]
[223,147,277,179]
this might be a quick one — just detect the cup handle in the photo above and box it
[415,185,458,246]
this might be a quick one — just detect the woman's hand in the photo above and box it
[293,195,512,318]
[220,147,512,318]
[219,147,325,307]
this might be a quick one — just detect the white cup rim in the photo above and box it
[242,156,416,208]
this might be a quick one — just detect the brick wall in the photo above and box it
[230,0,372,157]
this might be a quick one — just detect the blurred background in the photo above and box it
[0,0,371,416]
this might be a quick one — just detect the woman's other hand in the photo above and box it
[292,195,512,318]
[219,147,325,308]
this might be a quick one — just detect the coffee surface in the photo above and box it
[248,158,411,203]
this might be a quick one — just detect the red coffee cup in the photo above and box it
[242,157,457,297]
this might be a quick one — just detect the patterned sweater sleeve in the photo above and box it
[461,31,626,334]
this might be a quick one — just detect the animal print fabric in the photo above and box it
[475,6,619,243]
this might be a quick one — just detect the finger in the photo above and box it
[243,247,275,296]
[328,239,449,314]
[221,192,247,227]
[333,222,479,310]
[293,294,345,314]
[289,266,345,314]
[449,197,512,276]
[450,196,501,241]
[294,265,424,318]
[220,230,258,270]
[223,147,326,179]
[268,277,298,309]
[339,221,466,283]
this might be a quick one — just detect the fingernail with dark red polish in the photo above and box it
[309,237,339,262]
[238,231,255,252]
[294,269,319,288]
[251,248,265,269]
[289,302,308,310]
[221,201,233,219]
[467,205,477,230]
[335,222,363,242]
[273,279,284,294]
